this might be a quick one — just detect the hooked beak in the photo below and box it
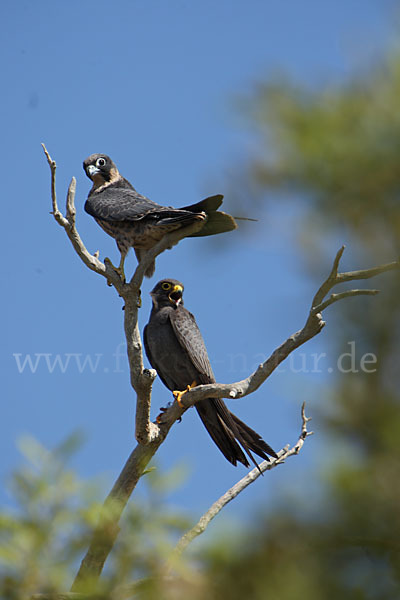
[87,164,100,178]
[169,284,183,306]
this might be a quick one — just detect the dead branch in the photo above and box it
[43,149,400,594]
[155,247,399,427]
[169,402,312,565]
[42,143,203,446]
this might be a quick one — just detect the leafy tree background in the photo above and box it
[2,2,400,598]
[209,44,400,600]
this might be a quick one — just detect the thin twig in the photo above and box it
[41,147,209,591]
[71,242,398,589]
[169,402,313,564]
[43,148,400,593]
[125,221,208,445]
[66,177,77,224]
[42,144,119,286]
[312,289,379,314]
[336,261,400,283]
[41,144,204,446]
[311,245,345,308]
[155,248,400,423]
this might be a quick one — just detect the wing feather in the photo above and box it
[85,187,161,222]
[143,323,178,390]
[85,186,206,227]
[169,307,215,383]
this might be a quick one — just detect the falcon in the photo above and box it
[144,279,277,468]
[83,154,238,279]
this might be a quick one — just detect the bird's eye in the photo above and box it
[161,282,171,290]
[96,157,106,168]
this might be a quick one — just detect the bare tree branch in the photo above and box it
[43,149,400,594]
[70,240,398,589]
[311,244,345,309]
[41,147,205,591]
[169,402,313,565]
[71,442,162,592]
[42,143,204,446]
[336,260,400,283]
[42,143,119,286]
[41,145,202,451]
[122,223,206,445]
[155,249,400,425]
[310,245,400,309]
[313,289,379,314]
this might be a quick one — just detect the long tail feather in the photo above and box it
[195,398,276,468]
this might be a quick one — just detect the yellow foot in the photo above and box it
[104,257,126,284]
[173,381,197,408]
[156,412,164,424]
[137,289,142,308]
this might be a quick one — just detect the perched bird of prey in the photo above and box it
[83,154,237,279]
[144,279,277,468]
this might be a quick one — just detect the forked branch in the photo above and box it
[42,148,400,595]
[42,144,203,445]
[155,246,399,426]
[169,402,313,564]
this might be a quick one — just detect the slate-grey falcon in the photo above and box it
[144,279,277,468]
[83,154,238,279]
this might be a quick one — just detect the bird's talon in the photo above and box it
[173,390,185,408]
[144,280,277,467]
[173,381,197,408]
[155,403,173,424]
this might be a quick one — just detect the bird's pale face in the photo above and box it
[150,279,184,308]
[83,154,119,187]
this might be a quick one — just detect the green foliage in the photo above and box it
[201,43,400,599]
[0,436,193,599]
[245,50,400,248]
[4,43,400,600]
[0,434,89,599]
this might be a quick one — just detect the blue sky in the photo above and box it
[2,1,396,529]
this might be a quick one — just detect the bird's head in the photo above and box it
[83,154,120,187]
[150,279,184,309]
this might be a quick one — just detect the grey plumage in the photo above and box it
[144,279,277,468]
[83,154,237,278]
